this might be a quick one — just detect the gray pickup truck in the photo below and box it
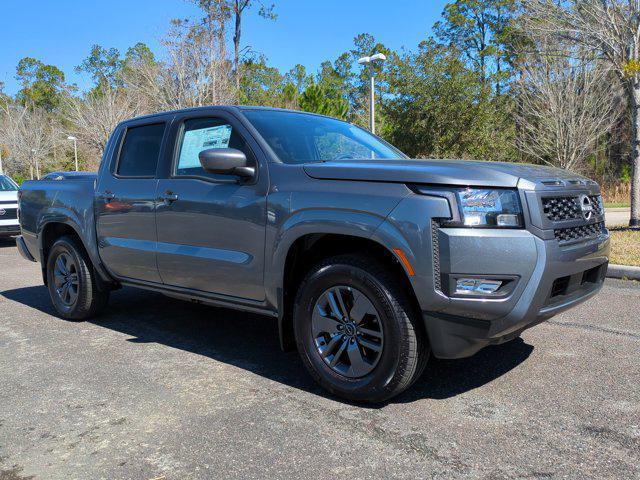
[17,106,610,402]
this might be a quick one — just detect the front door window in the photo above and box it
[175,118,253,181]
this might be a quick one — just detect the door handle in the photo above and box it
[161,191,179,203]
[102,191,115,202]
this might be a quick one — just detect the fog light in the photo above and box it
[455,278,503,295]
[463,214,484,226]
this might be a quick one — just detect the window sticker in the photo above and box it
[178,124,232,169]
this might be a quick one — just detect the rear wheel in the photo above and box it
[293,254,428,403]
[46,236,109,320]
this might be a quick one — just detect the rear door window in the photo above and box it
[116,123,166,177]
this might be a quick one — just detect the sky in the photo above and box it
[0,0,448,96]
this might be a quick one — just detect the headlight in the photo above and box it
[445,188,523,228]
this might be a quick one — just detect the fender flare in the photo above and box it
[267,208,412,350]
[37,211,113,286]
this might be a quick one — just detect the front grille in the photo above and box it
[0,208,18,220]
[542,194,603,221]
[542,196,581,221]
[546,264,606,305]
[431,220,441,291]
[550,275,570,297]
[582,265,602,285]
[589,195,603,215]
[554,222,604,244]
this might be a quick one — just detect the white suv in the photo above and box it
[0,175,20,238]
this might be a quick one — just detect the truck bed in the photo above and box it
[19,173,99,266]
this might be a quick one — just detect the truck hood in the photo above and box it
[303,159,589,188]
[0,191,18,202]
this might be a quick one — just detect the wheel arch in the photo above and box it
[277,232,421,351]
[39,220,112,289]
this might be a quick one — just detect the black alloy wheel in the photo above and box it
[312,285,384,378]
[46,235,109,320]
[52,252,80,307]
[294,254,429,403]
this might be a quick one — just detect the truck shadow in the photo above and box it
[1,285,533,406]
[0,238,17,249]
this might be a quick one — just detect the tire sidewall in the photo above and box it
[294,262,408,400]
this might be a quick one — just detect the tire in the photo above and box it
[45,235,109,320]
[293,254,429,403]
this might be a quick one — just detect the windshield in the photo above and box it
[0,175,18,191]
[242,109,407,164]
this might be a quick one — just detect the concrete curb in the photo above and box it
[607,264,640,280]
[605,207,630,212]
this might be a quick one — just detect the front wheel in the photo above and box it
[293,254,429,403]
[46,235,109,320]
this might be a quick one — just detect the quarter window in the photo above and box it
[175,118,253,180]
[116,123,166,177]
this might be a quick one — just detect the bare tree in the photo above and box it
[231,1,276,91]
[232,0,251,91]
[515,42,621,172]
[191,0,230,65]
[523,0,640,226]
[64,86,141,164]
[0,102,57,179]
[191,1,276,93]
[124,22,235,111]
[0,108,6,175]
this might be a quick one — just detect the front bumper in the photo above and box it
[0,224,20,237]
[424,229,609,359]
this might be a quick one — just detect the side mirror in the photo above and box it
[198,148,255,179]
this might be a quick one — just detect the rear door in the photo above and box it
[95,119,169,283]
[155,110,269,301]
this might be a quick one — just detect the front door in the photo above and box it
[95,121,167,283]
[155,114,268,301]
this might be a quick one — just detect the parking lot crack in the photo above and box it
[546,320,640,340]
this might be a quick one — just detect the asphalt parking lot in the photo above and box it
[0,238,638,480]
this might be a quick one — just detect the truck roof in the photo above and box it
[119,105,337,125]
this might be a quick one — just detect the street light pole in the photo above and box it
[68,136,78,171]
[358,53,386,135]
[369,68,375,134]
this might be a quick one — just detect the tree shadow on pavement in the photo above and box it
[1,284,533,406]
